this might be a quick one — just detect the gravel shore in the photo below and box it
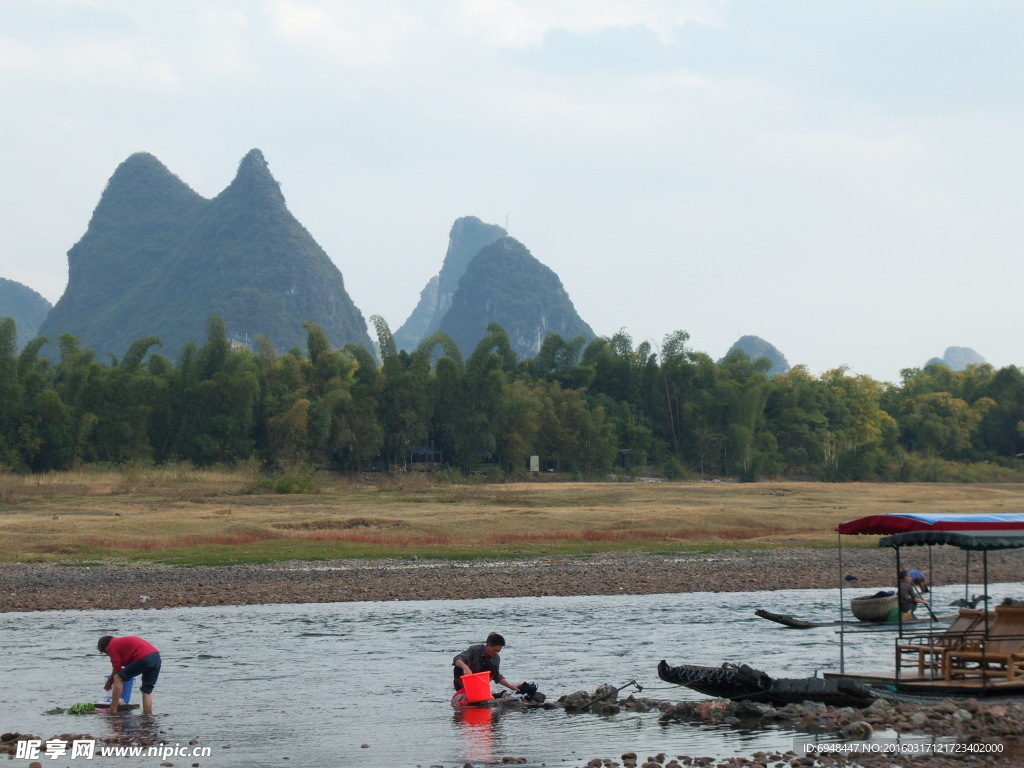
[2,547,1022,613]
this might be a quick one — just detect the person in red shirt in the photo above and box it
[98,635,161,714]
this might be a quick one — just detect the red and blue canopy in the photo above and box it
[837,513,1024,551]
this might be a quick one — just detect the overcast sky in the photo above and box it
[3,1,1022,383]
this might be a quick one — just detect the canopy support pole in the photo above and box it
[837,532,845,673]
[983,549,992,684]
[895,545,904,630]
[926,545,934,621]
[965,551,971,606]
[894,544,903,683]
[983,550,991,632]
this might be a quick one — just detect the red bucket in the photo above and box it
[461,671,493,703]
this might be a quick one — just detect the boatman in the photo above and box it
[897,570,929,615]
[453,632,521,694]
[98,635,161,715]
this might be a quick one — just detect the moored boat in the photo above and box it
[754,607,954,630]
[827,512,1024,697]
[657,660,877,708]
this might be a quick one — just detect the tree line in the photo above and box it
[2,315,1023,481]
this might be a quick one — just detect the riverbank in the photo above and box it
[2,546,1021,613]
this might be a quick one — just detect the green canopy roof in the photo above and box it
[878,529,1024,551]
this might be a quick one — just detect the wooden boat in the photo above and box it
[827,512,1024,697]
[657,660,877,708]
[754,608,955,630]
[754,609,825,628]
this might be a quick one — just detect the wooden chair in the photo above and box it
[943,605,1024,681]
[896,608,988,676]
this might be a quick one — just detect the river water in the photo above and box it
[3,581,1020,767]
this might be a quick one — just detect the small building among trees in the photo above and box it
[409,445,443,471]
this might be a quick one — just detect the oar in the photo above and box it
[923,601,938,621]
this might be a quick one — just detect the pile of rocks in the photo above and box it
[0,732,42,755]
[541,686,1024,768]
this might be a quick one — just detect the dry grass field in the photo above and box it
[2,466,1024,564]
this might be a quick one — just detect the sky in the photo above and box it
[2,1,1023,384]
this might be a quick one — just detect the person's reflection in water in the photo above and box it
[454,705,495,763]
[104,710,160,747]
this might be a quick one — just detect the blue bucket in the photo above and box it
[105,675,135,704]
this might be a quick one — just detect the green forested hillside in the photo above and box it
[439,237,595,359]
[723,335,791,377]
[927,346,987,371]
[0,278,51,350]
[394,215,507,351]
[38,150,373,360]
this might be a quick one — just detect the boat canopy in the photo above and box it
[836,512,1024,551]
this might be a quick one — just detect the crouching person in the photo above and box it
[98,635,161,715]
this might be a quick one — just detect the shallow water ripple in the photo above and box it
[3,582,1019,767]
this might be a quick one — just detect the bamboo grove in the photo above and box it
[2,315,1023,481]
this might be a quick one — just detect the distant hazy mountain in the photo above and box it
[721,335,791,376]
[438,236,595,359]
[926,346,987,370]
[39,149,373,361]
[394,215,506,351]
[0,278,52,350]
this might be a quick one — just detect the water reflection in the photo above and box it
[454,707,495,762]
[104,711,160,744]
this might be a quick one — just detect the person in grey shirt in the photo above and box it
[452,632,521,693]
[898,570,928,614]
